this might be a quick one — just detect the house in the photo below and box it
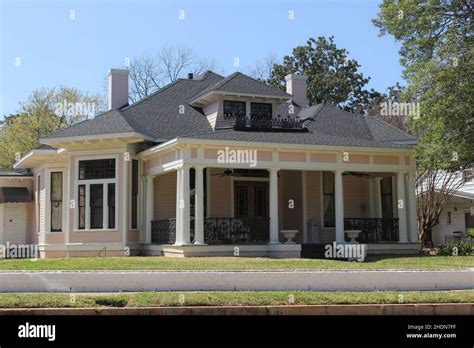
[431,170,474,246]
[7,69,420,258]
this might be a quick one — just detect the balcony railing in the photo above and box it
[151,217,269,245]
[151,219,176,244]
[223,113,307,132]
[344,218,399,243]
[202,217,269,245]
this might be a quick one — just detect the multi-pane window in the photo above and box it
[381,177,393,219]
[250,102,272,120]
[78,185,86,229]
[108,183,115,229]
[131,159,139,229]
[50,172,63,232]
[223,100,246,118]
[79,159,115,180]
[77,158,116,230]
[323,172,335,228]
[90,184,103,229]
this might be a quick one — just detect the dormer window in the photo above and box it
[223,100,246,119]
[250,102,272,120]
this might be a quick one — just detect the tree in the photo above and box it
[267,36,382,113]
[247,53,278,81]
[373,0,474,245]
[0,87,104,171]
[128,45,217,103]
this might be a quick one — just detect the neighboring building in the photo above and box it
[431,170,474,246]
[8,69,420,258]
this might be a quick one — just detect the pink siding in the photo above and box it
[256,151,273,161]
[26,202,36,244]
[374,155,400,165]
[47,233,65,244]
[310,153,337,163]
[208,168,232,217]
[347,154,370,164]
[154,171,177,220]
[70,231,122,243]
[203,101,220,129]
[36,169,46,245]
[128,230,140,243]
[343,175,370,218]
[279,152,306,162]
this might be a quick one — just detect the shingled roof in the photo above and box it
[41,70,416,149]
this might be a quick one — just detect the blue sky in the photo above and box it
[0,0,403,117]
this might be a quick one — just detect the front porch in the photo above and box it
[142,157,419,257]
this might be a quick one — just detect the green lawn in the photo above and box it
[0,290,472,308]
[0,255,473,270]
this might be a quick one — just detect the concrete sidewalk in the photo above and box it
[0,269,473,292]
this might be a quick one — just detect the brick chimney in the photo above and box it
[107,69,129,110]
[285,74,307,108]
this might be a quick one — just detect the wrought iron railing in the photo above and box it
[344,218,399,243]
[226,114,307,132]
[202,217,270,245]
[151,217,270,245]
[151,219,176,244]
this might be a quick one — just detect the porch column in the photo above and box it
[397,172,408,243]
[269,168,280,244]
[407,171,418,242]
[334,170,345,243]
[175,166,191,245]
[194,166,205,245]
[373,177,383,218]
[145,176,154,244]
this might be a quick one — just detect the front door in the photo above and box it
[234,181,269,218]
[3,204,26,244]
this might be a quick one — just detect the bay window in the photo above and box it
[76,158,117,230]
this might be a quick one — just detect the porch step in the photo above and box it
[300,244,327,259]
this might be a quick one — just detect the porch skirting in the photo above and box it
[143,244,302,258]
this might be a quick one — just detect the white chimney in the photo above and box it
[285,74,307,108]
[107,68,129,110]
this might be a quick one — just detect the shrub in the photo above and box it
[466,228,474,238]
[437,238,473,256]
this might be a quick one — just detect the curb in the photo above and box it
[0,303,472,315]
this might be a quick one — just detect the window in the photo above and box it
[79,159,115,180]
[78,185,86,229]
[76,157,116,230]
[323,172,335,227]
[131,159,139,229]
[50,172,63,232]
[223,100,246,118]
[90,184,103,229]
[250,102,272,119]
[447,211,452,224]
[381,177,393,218]
[108,183,115,229]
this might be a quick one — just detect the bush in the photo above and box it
[466,228,474,238]
[437,238,473,256]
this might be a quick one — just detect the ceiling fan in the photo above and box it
[211,169,235,177]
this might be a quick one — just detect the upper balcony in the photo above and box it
[223,112,308,132]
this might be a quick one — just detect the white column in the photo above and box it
[174,168,182,245]
[194,166,205,245]
[269,168,280,244]
[373,177,383,218]
[397,172,408,243]
[175,166,190,245]
[145,176,154,244]
[334,170,345,243]
[122,157,129,245]
[407,171,418,243]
